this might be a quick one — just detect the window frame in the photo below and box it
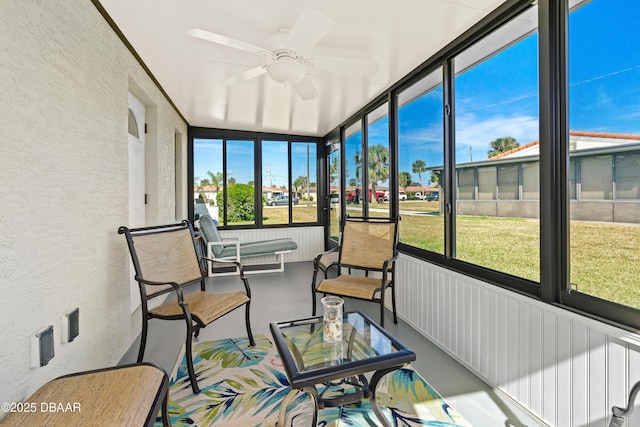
[324,0,640,330]
[188,127,322,229]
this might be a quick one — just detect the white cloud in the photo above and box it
[455,113,539,160]
[400,124,443,146]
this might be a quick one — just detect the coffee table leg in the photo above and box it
[302,386,319,426]
[277,387,319,426]
[277,389,299,426]
[369,366,401,427]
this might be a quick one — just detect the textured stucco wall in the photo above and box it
[0,0,187,410]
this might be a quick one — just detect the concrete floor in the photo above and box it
[120,261,548,427]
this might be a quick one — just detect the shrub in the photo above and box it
[217,184,255,222]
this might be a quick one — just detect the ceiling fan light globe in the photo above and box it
[266,60,306,85]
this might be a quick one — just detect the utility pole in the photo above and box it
[266,164,274,188]
[306,144,310,206]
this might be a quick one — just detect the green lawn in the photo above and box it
[399,213,640,309]
[239,203,640,309]
[262,204,319,225]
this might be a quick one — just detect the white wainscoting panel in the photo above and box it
[396,254,640,427]
[218,226,323,263]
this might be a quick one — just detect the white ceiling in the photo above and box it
[98,0,507,137]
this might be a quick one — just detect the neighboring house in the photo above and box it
[295,186,318,202]
[403,185,438,194]
[195,184,218,203]
[263,187,318,202]
[199,186,318,204]
[262,187,286,200]
[451,131,640,223]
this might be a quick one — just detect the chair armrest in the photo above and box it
[207,238,240,260]
[136,277,181,288]
[201,256,244,273]
[313,246,339,271]
[201,257,252,296]
[137,278,186,304]
[381,254,398,284]
[223,237,241,259]
[383,254,398,267]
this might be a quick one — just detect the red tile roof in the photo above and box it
[490,140,539,159]
[569,131,640,140]
[489,131,640,160]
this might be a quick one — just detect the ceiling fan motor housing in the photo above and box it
[266,49,307,85]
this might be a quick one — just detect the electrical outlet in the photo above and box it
[61,308,79,343]
[30,326,54,368]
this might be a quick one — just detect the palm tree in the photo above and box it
[207,170,223,204]
[194,176,204,200]
[431,170,441,186]
[368,144,389,201]
[293,175,307,201]
[207,171,222,191]
[398,171,412,191]
[488,136,519,158]
[329,156,339,184]
[412,160,427,190]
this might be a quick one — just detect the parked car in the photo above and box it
[426,191,439,201]
[384,191,407,201]
[346,188,385,203]
[267,195,298,206]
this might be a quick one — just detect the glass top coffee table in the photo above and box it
[270,310,415,426]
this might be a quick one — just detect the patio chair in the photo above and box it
[118,220,255,394]
[311,215,400,327]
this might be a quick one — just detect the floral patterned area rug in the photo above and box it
[155,335,471,427]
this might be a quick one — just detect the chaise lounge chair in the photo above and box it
[198,214,298,277]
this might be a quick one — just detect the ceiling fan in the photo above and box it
[188,8,378,100]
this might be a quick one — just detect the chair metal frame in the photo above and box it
[311,215,400,327]
[118,220,255,394]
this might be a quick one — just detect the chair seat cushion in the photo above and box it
[198,215,225,257]
[150,291,249,325]
[218,238,298,259]
[317,275,391,300]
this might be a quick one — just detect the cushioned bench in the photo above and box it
[198,214,298,277]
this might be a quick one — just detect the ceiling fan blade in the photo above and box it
[221,66,266,86]
[294,76,319,100]
[188,28,271,56]
[310,57,379,77]
[198,56,267,68]
[287,9,335,54]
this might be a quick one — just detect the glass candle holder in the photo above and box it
[324,341,344,366]
[321,296,343,343]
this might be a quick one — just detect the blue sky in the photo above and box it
[194,139,316,189]
[197,0,639,189]
[392,0,640,185]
